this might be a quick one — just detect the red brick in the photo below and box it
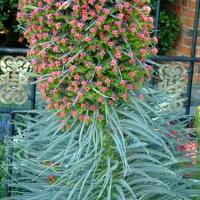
[179,45,192,56]
[182,9,196,18]
[181,0,188,7]
[183,37,192,46]
[189,1,197,9]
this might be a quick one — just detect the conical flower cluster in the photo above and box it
[18,0,157,125]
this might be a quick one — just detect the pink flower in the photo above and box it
[61,38,68,44]
[98,97,104,103]
[83,116,90,122]
[100,87,107,94]
[48,77,54,83]
[40,51,46,57]
[55,23,62,29]
[152,37,158,43]
[124,2,130,8]
[119,28,125,33]
[143,6,151,14]
[140,48,148,56]
[122,93,128,100]
[112,30,119,37]
[80,52,87,58]
[128,71,136,77]
[111,94,117,101]
[146,65,153,71]
[118,13,124,19]
[115,51,121,59]
[53,37,60,42]
[73,5,79,11]
[127,84,136,90]
[82,81,88,86]
[105,78,111,86]
[81,103,87,109]
[78,115,84,121]
[95,65,103,72]
[71,81,79,87]
[95,5,102,12]
[90,28,97,33]
[77,22,84,29]
[108,100,114,106]
[71,111,78,118]
[88,0,95,4]
[53,89,58,95]
[104,25,110,31]
[62,57,68,63]
[69,65,76,72]
[59,112,66,118]
[85,36,91,42]
[99,50,106,58]
[115,21,122,27]
[53,46,59,52]
[99,0,106,4]
[74,74,80,80]
[129,59,136,64]
[108,41,115,48]
[103,8,110,15]
[90,105,97,111]
[152,47,158,55]
[138,94,144,99]
[96,81,102,86]
[148,17,154,23]
[66,102,72,108]
[120,80,126,86]
[82,14,88,21]
[89,10,96,17]
[117,3,124,10]
[111,59,117,66]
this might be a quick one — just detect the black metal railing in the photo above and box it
[152,0,200,115]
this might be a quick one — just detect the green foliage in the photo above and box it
[0,0,18,30]
[7,87,200,200]
[158,10,180,55]
[150,0,180,55]
[150,0,175,10]
[194,106,200,200]
[0,141,5,198]
[196,106,200,135]
[0,0,25,46]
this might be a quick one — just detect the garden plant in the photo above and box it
[4,0,200,199]
[0,0,25,46]
[0,142,5,198]
[150,0,180,55]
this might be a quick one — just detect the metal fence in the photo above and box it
[0,0,200,197]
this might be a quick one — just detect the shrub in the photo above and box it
[0,0,25,46]
[195,106,200,200]
[150,0,180,55]
[196,106,200,135]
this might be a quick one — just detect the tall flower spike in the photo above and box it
[12,1,199,200]
[18,0,156,124]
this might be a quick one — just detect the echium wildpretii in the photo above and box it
[17,0,158,126]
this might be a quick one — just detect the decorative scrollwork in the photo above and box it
[158,64,187,110]
[0,56,31,105]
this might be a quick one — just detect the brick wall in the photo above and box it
[172,0,200,84]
